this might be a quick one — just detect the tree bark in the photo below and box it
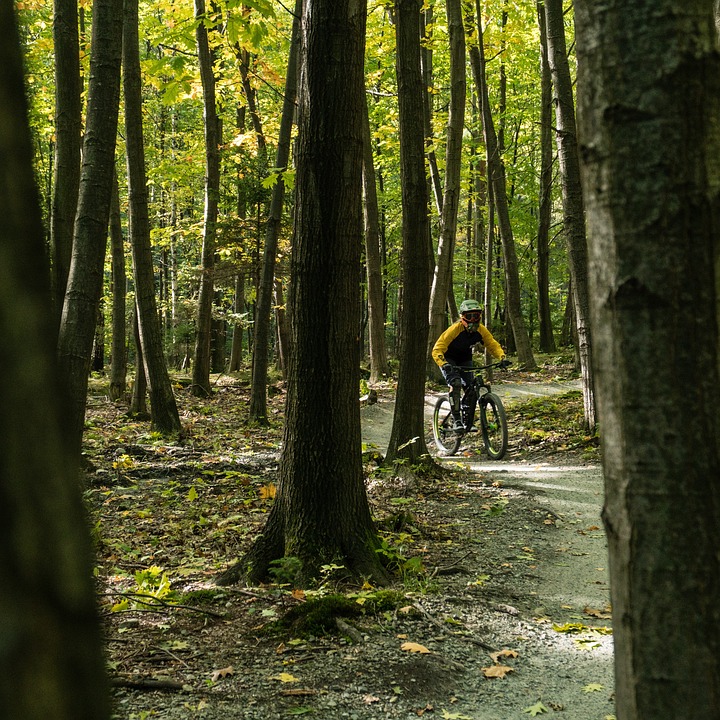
[544,0,594,431]
[427,0,466,376]
[535,1,556,354]
[362,93,390,383]
[575,2,720,717]
[0,6,109,713]
[191,0,220,397]
[219,0,386,586]
[108,172,127,401]
[249,0,301,423]
[469,0,536,370]
[385,0,433,465]
[51,0,82,328]
[56,0,123,464]
[123,0,181,433]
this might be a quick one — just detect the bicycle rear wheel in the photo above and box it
[432,396,462,455]
[480,392,508,460]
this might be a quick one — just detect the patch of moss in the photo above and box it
[278,594,362,636]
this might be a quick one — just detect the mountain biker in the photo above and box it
[432,299,510,432]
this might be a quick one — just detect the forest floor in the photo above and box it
[84,356,615,720]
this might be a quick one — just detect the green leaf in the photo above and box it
[523,702,550,716]
[187,486,198,502]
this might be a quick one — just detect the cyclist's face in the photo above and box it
[462,311,481,330]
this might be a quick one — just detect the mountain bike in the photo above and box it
[432,361,510,459]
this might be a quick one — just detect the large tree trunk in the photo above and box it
[427,0,466,376]
[362,93,390,383]
[50,0,82,328]
[384,0,433,465]
[470,0,536,370]
[191,0,220,397]
[544,0,595,431]
[249,0,301,423]
[0,7,109,714]
[56,0,123,465]
[219,0,386,586]
[535,1,556,354]
[575,2,720,718]
[123,0,181,434]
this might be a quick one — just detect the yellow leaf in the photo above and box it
[489,648,519,663]
[211,666,234,682]
[401,641,431,654]
[583,683,604,693]
[259,483,277,500]
[482,664,514,679]
[270,672,299,683]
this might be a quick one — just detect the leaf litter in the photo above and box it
[85,364,613,719]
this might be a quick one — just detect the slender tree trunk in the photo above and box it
[129,307,148,416]
[229,273,245,371]
[108,172,127,400]
[249,0,301,422]
[469,0,536,370]
[0,6,109,713]
[576,3,720,718]
[385,0,433,465]
[427,0,466,376]
[535,1,556,354]
[362,93,390,383]
[219,0,386,586]
[51,0,82,328]
[123,0,181,433]
[420,3,443,216]
[191,0,220,397]
[274,278,289,376]
[544,0,594,431]
[56,0,123,464]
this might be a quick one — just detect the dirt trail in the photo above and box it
[359,381,615,719]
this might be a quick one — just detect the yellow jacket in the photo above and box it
[432,320,505,368]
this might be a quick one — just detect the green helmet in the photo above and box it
[459,299,481,315]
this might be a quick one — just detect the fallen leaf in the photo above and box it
[259,483,276,500]
[401,642,431,654]
[490,648,519,663]
[363,694,381,704]
[583,683,604,693]
[270,672,300,683]
[291,588,306,600]
[211,666,234,682]
[482,664,514,679]
[523,701,550,715]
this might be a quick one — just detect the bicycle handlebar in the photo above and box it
[447,360,512,372]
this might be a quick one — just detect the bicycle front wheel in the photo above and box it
[480,392,508,460]
[432,396,462,456]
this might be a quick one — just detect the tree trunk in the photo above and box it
[420,3,443,216]
[427,0,466,376]
[108,172,127,401]
[51,0,82,328]
[129,307,148,416]
[385,0,433,465]
[229,273,245,371]
[56,0,123,465]
[362,93,390,383]
[575,3,720,718]
[544,0,594,431]
[535,1,556,354]
[219,0,386,586]
[249,0,301,423]
[123,0,182,434]
[274,278,289,377]
[0,7,109,713]
[469,0,536,370]
[191,0,220,397]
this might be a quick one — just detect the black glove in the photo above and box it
[499,358,511,369]
[441,363,452,374]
